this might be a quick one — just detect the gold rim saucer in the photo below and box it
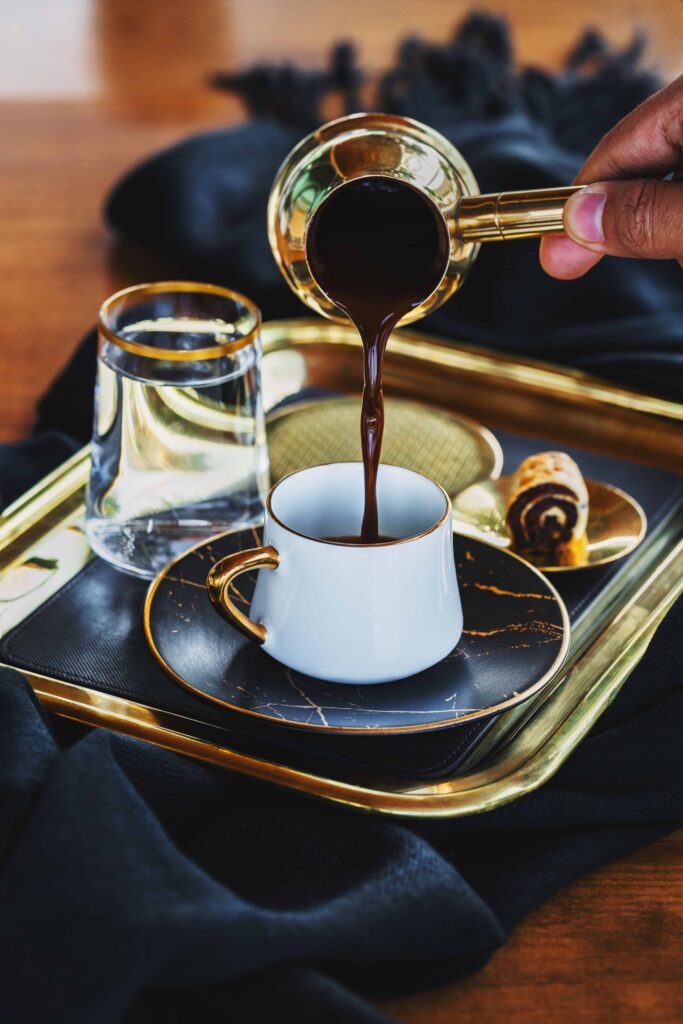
[452,477,647,572]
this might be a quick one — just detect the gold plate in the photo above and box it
[268,396,502,498]
[0,318,681,817]
[453,477,647,572]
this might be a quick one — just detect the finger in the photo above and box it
[539,235,604,279]
[563,179,683,260]
[577,74,683,184]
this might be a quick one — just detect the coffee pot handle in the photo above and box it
[456,185,582,242]
[206,546,279,644]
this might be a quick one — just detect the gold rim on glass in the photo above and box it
[98,281,262,361]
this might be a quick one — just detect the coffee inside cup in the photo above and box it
[269,463,447,544]
[322,535,397,545]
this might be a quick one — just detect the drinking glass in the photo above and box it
[86,282,269,578]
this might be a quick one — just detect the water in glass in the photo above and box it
[86,307,268,578]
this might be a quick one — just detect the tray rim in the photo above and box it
[267,318,683,425]
[0,319,681,816]
[6,542,680,818]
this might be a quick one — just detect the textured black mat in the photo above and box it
[1,430,680,780]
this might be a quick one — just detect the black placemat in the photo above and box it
[1,431,681,779]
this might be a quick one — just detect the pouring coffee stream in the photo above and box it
[268,113,580,542]
[306,177,450,542]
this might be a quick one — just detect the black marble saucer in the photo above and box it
[144,530,569,734]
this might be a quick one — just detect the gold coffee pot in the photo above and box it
[268,112,579,325]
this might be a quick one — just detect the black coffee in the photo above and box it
[323,535,397,545]
[306,176,449,543]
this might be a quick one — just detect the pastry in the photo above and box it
[505,451,589,555]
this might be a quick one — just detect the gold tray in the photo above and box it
[1,319,681,817]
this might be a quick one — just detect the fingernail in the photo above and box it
[565,187,607,244]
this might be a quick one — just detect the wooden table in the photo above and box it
[1,2,681,1020]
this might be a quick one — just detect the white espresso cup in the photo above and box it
[206,463,462,684]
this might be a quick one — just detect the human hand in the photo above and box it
[540,73,683,278]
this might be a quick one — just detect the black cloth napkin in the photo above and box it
[2,14,683,1023]
[1,591,682,1023]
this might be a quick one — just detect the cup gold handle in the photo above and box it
[206,546,279,645]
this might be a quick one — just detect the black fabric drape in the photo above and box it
[0,583,681,1022]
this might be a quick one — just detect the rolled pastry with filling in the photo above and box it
[505,452,589,553]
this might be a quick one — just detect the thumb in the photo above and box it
[563,179,683,261]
